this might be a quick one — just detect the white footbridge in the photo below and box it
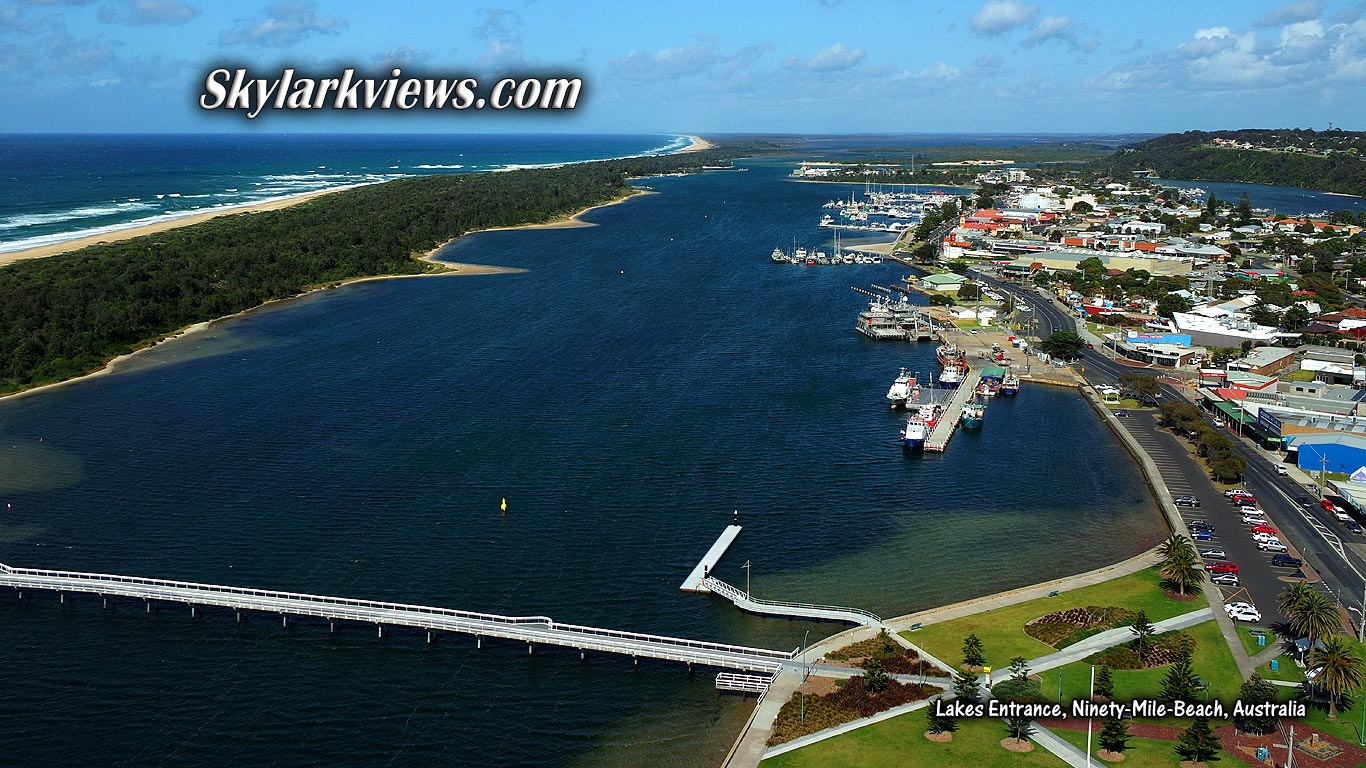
[0,561,793,673]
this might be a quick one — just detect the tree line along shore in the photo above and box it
[0,141,778,396]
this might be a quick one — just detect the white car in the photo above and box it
[1210,572,1241,586]
[1276,465,1289,476]
[1241,513,1268,525]
[1226,604,1262,622]
[1252,532,1279,544]
[1225,488,1252,498]
[1238,505,1262,516]
[1258,540,1289,552]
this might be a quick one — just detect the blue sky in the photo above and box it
[2,0,1365,133]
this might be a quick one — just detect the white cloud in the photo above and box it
[782,42,865,72]
[219,0,345,48]
[1021,15,1096,51]
[97,0,199,26]
[609,42,718,82]
[968,0,1038,35]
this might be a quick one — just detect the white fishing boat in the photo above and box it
[901,417,928,449]
[770,247,787,263]
[885,368,916,409]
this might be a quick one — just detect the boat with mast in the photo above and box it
[885,368,917,410]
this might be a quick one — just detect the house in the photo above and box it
[1227,346,1298,376]
[922,272,968,292]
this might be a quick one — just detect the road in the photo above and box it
[973,268,1366,632]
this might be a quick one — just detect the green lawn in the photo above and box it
[905,569,1203,671]
[1235,626,1280,656]
[1036,620,1242,706]
[761,707,1066,768]
[1052,726,1234,767]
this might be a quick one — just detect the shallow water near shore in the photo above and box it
[0,161,1162,767]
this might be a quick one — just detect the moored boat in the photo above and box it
[770,247,787,263]
[962,401,984,428]
[1000,373,1021,395]
[885,368,916,409]
[901,417,928,449]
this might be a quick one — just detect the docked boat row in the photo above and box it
[770,246,884,265]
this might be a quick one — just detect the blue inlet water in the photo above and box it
[0,158,1163,767]
[0,133,689,253]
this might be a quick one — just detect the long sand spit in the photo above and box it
[0,187,653,405]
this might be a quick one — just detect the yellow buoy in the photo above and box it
[500,497,508,513]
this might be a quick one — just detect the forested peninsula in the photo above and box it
[1096,129,1366,195]
[0,141,772,395]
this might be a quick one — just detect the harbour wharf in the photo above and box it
[680,524,743,592]
[924,367,982,452]
[0,561,794,673]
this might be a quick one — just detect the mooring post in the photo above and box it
[236,610,243,624]
[329,620,335,634]
[426,631,433,644]
[476,636,483,650]
[528,643,534,655]
[189,605,196,618]
[580,650,586,661]
[377,624,384,639]
[281,614,288,628]
[59,592,65,604]
[145,600,152,615]
[102,596,109,609]
[634,656,640,667]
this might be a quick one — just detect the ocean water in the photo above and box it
[0,133,690,253]
[1148,178,1366,217]
[0,159,1164,767]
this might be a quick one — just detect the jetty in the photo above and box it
[702,576,883,628]
[680,524,743,592]
[924,367,983,452]
[0,560,792,673]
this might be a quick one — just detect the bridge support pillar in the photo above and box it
[426,632,433,644]
[281,614,288,629]
[102,597,108,609]
[16,591,21,600]
[329,620,335,634]
[59,592,65,604]
[476,636,483,650]
[236,611,243,624]
[527,644,534,655]
[190,605,196,618]
[145,600,152,615]
[377,625,384,639]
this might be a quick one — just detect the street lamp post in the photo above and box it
[742,560,751,597]
[800,629,810,724]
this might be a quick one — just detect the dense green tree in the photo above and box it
[1094,666,1114,700]
[953,668,982,702]
[1174,717,1222,764]
[1097,717,1131,757]
[1210,454,1247,483]
[1159,535,1205,596]
[1158,648,1201,705]
[864,656,889,693]
[1008,656,1031,684]
[1233,674,1280,734]
[925,708,958,735]
[929,293,957,306]
[1282,304,1313,330]
[962,634,986,668]
[1236,193,1254,225]
[1072,200,1094,214]
[958,281,983,301]
[1156,292,1194,318]
[1041,331,1086,359]
[1004,715,1034,743]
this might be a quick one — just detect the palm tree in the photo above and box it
[1278,582,1317,620]
[1158,535,1203,596]
[1310,637,1366,720]
[1299,592,1345,645]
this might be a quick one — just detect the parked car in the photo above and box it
[1230,494,1257,506]
[1225,601,1257,613]
[1322,499,1344,514]
[1271,554,1304,568]
[1192,530,1215,541]
[1212,418,1226,428]
[1238,506,1262,516]
[1115,410,1130,417]
[1257,541,1289,552]
[1086,343,1094,349]
[1200,548,1227,559]
[1174,495,1201,507]
[1225,488,1251,498]
[1252,532,1279,543]
[1207,562,1239,573]
[1276,465,1289,476]
[1251,524,1278,535]
[1210,572,1241,586]
[1226,604,1263,622]
[1241,513,1268,525]
[1346,520,1364,534]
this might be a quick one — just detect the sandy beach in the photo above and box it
[680,135,714,153]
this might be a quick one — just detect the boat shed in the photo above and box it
[981,366,1006,383]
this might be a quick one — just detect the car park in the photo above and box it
[1207,562,1239,573]
[1192,530,1215,541]
[1257,541,1289,552]
[1251,524,1277,535]
[1210,572,1240,586]
[1271,554,1303,568]
[1199,548,1227,559]
[1174,495,1200,507]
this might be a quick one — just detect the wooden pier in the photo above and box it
[924,368,983,453]
[679,524,743,592]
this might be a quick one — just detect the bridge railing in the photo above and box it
[703,577,882,624]
[0,565,556,625]
[549,620,795,661]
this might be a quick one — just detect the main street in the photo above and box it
[973,268,1366,633]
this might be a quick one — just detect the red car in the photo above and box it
[1251,524,1278,535]
[1322,499,1343,513]
[1231,494,1256,505]
[1207,562,1239,573]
